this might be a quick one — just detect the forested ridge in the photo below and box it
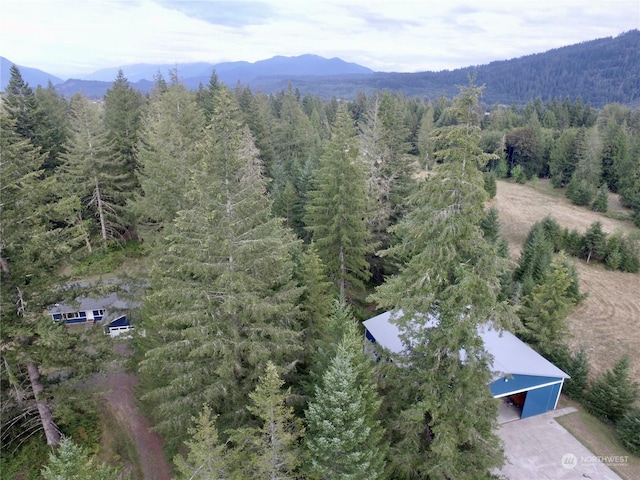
[1,62,639,479]
[46,29,640,107]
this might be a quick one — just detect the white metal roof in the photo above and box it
[363,310,569,379]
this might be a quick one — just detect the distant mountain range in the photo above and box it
[2,30,638,107]
[1,57,63,88]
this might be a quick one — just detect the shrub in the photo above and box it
[617,408,640,454]
[561,228,583,257]
[496,158,508,179]
[620,236,640,273]
[605,232,624,271]
[591,186,608,213]
[582,221,607,263]
[547,344,589,400]
[566,176,595,206]
[512,164,526,184]
[483,171,497,199]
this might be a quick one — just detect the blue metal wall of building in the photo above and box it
[490,374,562,397]
[521,382,563,418]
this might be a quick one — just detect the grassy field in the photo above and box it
[491,179,640,381]
[556,397,640,480]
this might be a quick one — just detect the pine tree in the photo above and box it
[138,86,303,452]
[304,103,374,299]
[59,94,129,245]
[227,362,304,479]
[173,405,229,480]
[369,81,513,479]
[41,437,127,480]
[305,320,387,480]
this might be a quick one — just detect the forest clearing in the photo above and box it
[493,179,640,381]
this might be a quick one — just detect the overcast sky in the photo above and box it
[1,0,638,78]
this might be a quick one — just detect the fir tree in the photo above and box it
[304,103,374,299]
[32,81,70,171]
[59,94,130,245]
[103,70,143,189]
[133,81,205,239]
[617,408,640,454]
[0,101,96,448]
[138,87,303,452]
[173,405,229,480]
[227,362,304,479]
[2,65,37,141]
[270,84,320,229]
[359,92,416,278]
[369,81,513,479]
[305,320,387,480]
[41,437,127,480]
[582,221,607,263]
[585,357,639,424]
[514,221,555,297]
[519,254,579,353]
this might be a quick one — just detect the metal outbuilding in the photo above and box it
[363,310,570,420]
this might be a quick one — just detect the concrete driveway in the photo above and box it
[496,407,623,479]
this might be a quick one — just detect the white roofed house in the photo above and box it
[363,310,570,421]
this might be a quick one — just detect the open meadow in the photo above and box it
[491,179,640,382]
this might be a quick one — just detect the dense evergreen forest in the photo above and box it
[1,63,639,479]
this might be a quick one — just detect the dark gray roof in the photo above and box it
[48,292,136,314]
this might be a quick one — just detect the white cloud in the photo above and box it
[1,0,637,78]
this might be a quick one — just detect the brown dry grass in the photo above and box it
[491,179,640,382]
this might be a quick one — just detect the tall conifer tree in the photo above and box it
[138,87,303,452]
[60,94,129,245]
[370,82,513,479]
[133,80,205,239]
[1,101,95,448]
[227,362,304,479]
[103,69,143,179]
[304,103,373,299]
[305,319,387,480]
